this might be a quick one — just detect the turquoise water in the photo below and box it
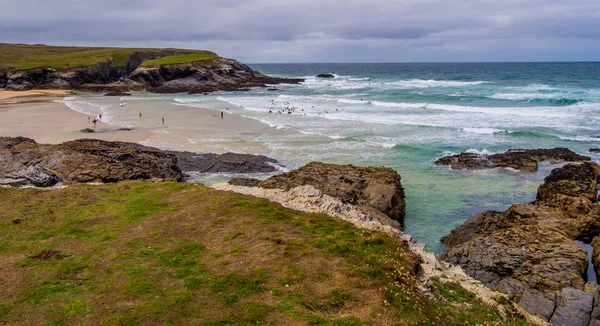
[63,63,600,253]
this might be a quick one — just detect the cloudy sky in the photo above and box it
[1,0,599,63]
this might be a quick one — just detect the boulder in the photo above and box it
[442,162,600,323]
[316,74,335,78]
[80,128,95,133]
[0,137,182,184]
[259,162,406,224]
[591,148,600,153]
[228,178,261,187]
[435,148,590,171]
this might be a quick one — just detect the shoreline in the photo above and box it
[0,100,152,144]
[0,90,298,157]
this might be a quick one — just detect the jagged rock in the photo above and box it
[260,162,406,224]
[550,288,594,326]
[80,128,95,133]
[435,148,591,172]
[0,137,282,184]
[3,166,61,187]
[0,137,182,183]
[442,162,600,324]
[168,151,281,174]
[316,74,335,78]
[228,178,261,187]
[591,148,600,153]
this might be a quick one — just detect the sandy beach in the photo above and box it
[0,91,293,153]
[0,101,152,144]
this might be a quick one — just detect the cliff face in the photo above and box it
[2,47,303,93]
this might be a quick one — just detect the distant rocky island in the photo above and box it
[0,43,303,94]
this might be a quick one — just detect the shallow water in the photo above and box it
[60,63,600,253]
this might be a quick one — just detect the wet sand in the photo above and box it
[0,101,151,144]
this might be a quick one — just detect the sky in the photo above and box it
[1,0,599,63]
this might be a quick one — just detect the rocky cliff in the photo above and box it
[0,44,303,93]
[442,162,600,325]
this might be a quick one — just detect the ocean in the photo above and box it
[60,62,600,253]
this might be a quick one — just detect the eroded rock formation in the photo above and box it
[442,162,600,324]
[259,162,406,228]
[0,137,284,186]
[435,148,590,172]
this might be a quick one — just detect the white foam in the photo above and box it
[489,93,566,100]
[338,99,367,104]
[466,148,495,155]
[386,79,490,89]
[461,127,508,134]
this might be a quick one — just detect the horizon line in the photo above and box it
[247,61,600,64]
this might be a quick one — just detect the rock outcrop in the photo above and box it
[590,148,600,153]
[259,162,405,227]
[0,137,182,184]
[4,55,303,94]
[442,162,600,324]
[0,137,284,186]
[435,148,590,172]
[316,74,335,78]
[169,151,281,175]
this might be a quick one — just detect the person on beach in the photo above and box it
[220,111,224,119]
[162,117,165,125]
[99,114,102,120]
[139,111,142,120]
[88,117,90,123]
[92,118,97,127]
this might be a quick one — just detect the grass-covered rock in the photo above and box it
[0,182,525,325]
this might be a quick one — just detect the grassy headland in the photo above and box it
[0,43,218,72]
[0,182,524,325]
[141,53,219,67]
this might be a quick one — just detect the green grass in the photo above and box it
[0,43,218,72]
[141,53,219,67]
[0,182,525,325]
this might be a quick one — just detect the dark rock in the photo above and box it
[0,71,7,88]
[167,151,281,174]
[435,148,591,171]
[267,88,279,91]
[316,74,335,78]
[228,178,261,187]
[117,128,133,131]
[259,162,406,226]
[518,290,555,321]
[104,90,131,96]
[0,137,182,184]
[80,128,95,133]
[550,287,594,326]
[591,148,600,153]
[0,137,281,184]
[21,166,61,187]
[442,162,600,324]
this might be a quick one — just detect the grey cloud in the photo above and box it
[0,0,599,62]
